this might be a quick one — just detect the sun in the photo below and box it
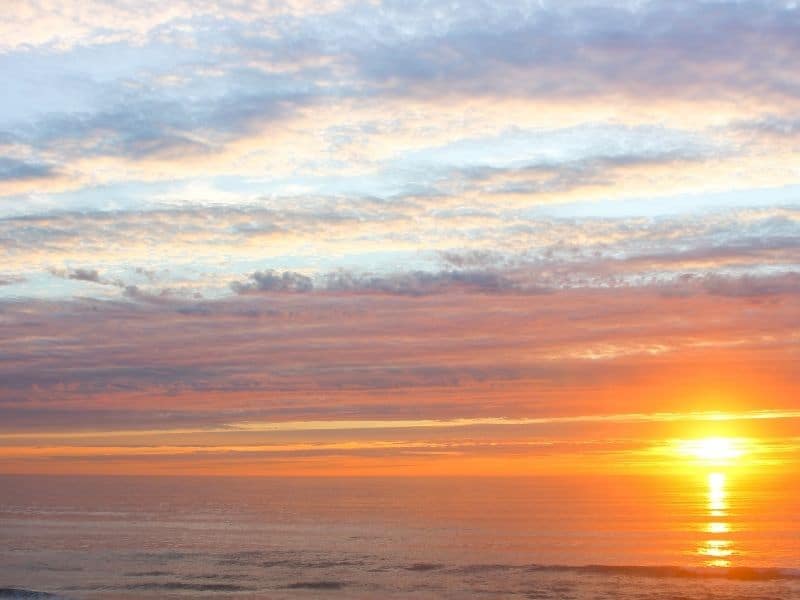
[689,438,743,461]
[676,437,746,465]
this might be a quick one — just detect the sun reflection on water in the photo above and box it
[670,435,753,568]
[698,472,734,567]
[708,472,727,516]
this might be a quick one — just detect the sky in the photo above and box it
[1,0,799,476]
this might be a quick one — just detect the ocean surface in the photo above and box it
[1,473,798,599]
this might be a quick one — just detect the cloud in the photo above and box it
[1,274,797,409]
[0,0,351,52]
[46,266,181,301]
[736,115,800,138]
[434,147,713,197]
[122,284,185,304]
[437,250,507,270]
[50,266,117,286]
[324,269,549,296]
[229,267,551,296]
[68,267,101,283]
[344,1,800,103]
[3,0,797,189]
[698,272,800,298]
[0,275,25,286]
[17,84,315,162]
[1,273,798,477]
[0,157,57,181]
[0,202,795,302]
[231,269,314,294]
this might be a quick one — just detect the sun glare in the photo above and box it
[677,437,746,465]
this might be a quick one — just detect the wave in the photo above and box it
[209,548,799,582]
[125,582,254,592]
[284,581,346,590]
[3,563,797,600]
[0,590,67,600]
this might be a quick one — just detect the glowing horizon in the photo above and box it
[1,410,797,476]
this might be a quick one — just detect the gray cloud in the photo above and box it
[0,201,405,255]
[47,266,179,300]
[68,267,101,283]
[699,271,800,298]
[229,267,550,296]
[0,275,25,286]
[655,271,800,299]
[231,270,314,294]
[323,269,539,296]
[436,209,800,285]
[622,235,800,269]
[18,83,315,161]
[344,0,800,101]
[736,114,800,137]
[438,250,507,270]
[231,263,800,299]
[122,284,183,304]
[0,157,57,181]
[441,148,712,197]
[50,266,116,286]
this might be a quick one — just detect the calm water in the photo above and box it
[1,474,798,599]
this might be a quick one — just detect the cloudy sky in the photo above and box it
[1,0,799,475]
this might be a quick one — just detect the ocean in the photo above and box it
[1,473,798,599]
